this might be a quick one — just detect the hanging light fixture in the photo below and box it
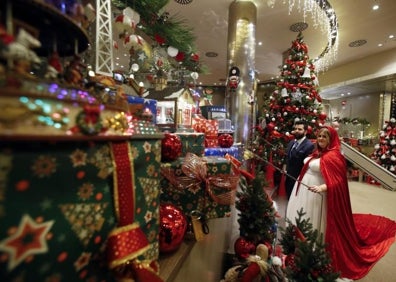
[174,0,193,5]
[269,0,339,71]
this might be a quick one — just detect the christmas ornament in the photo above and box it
[218,133,234,148]
[227,66,240,89]
[167,46,178,57]
[159,203,187,253]
[75,105,103,135]
[161,133,182,162]
[318,112,327,120]
[234,237,256,259]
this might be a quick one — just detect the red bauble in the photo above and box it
[218,133,234,148]
[159,203,187,253]
[234,237,256,259]
[161,133,182,162]
[267,122,275,132]
[307,125,313,135]
[318,112,327,120]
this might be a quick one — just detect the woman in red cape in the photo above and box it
[286,125,396,280]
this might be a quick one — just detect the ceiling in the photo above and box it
[162,0,396,100]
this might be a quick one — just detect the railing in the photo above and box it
[341,141,396,191]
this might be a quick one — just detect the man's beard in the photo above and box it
[294,133,304,140]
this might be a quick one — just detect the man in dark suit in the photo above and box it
[284,120,315,200]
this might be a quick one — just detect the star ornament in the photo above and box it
[0,214,54,271]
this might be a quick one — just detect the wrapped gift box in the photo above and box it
[176,132,205,157]
[160,154,238,220]
[0,137,162,281]
[205,146,240,159]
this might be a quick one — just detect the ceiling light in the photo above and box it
[276,0,339,71]
[372,4,379,10]
[174,0,193,5]
[348,39,367,47]
[205,52,218,57]
[389,35,394,39]
[289,22,308,32]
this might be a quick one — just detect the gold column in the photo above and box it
[227,1,257,148]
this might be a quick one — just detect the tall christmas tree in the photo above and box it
[370,117,396,175]
[253,32,326,170]
[279,209,340,282]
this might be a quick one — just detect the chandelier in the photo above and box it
[267,0,339,72]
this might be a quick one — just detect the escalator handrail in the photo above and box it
[341,141,396,191]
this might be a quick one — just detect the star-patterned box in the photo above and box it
[0,137,162,281]
[175,132,205,157]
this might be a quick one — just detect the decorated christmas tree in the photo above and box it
[235,173,277,245]
[253,32,326,170]
[220,173,286,282]
[279,209,340,282]
[371,117,396,175]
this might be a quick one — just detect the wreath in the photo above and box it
[75,105,103,135]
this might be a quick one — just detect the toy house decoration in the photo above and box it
[152,87,198,131]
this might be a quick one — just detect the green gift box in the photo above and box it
[160,155,237,219]
[0,137,162,281]
[176,132,205,157]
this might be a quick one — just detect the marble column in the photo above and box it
[227,1,257,149]
[225,0,258,256]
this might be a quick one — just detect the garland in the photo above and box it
[335,117,370,125]
[111,0,204,72]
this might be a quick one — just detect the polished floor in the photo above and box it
[173,181,396,282]
[274,181,396,282]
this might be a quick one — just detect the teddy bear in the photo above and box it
[221,244,269,282]
[221,243,287,282]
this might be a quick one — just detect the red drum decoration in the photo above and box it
[218,133,234,148]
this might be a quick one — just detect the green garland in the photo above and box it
[336,117,370,125]
[111,0,202,72]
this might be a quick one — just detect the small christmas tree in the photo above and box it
[279,209,340,282]
[371,117,396,175]
[254,32,326,170]
[235,172,277,245]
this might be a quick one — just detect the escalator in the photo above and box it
[341,141,396,191]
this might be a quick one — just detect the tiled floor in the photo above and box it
[272,181,396,282]
[173,181,396,282]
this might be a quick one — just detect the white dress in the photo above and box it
[286,157,327,237]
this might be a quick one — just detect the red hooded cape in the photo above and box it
[297,126,396,279]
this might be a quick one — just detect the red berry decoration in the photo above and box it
[161,133,182,162]
[218,133,234,148]
[159,203,187,253]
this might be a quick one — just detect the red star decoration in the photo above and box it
[0,214,54,271]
